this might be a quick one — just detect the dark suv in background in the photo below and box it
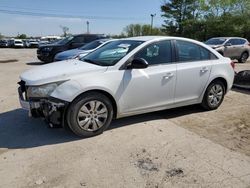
[205,37,250,63]
[37,34,108,63]
[0,39,9,47]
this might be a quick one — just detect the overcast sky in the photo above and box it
[0,0,165,37]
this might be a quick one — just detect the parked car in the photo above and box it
[0,39,9,47]
[205,37,250,63]
[37,34,108,63]
[233,70,250,89]
[54,39,113,61]
[39,35,62,45]
[9,39,24,48]
[18,36,235,137]
[27,39,39,48]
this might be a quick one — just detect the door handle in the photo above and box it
[163,73,174,79]
[200,67,209,73]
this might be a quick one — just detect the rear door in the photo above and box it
[174,40,216,103]
[234,39,247,58]
[224,39,238,58]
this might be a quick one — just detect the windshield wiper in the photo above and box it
[83,58,101,66]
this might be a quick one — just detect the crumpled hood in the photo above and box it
[20,59,107,85]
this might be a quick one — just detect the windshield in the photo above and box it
[80,40,104,50]
[80,40,144,66]
[205,38,227,45]
[56,36,73,45]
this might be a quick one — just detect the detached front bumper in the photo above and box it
[18,85,68,126]
[18,87,31,110]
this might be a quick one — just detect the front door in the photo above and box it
[120,40,176,114]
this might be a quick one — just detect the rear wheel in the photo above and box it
[201,81,225,110]
[66,92,113,137]
[238,52,249,63]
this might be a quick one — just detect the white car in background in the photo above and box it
[18,36,235,137]
[13,39,24,48]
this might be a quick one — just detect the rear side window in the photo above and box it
[134,40,172,65]
[227,39,238,45]
[176,40,217,62]
[237,39,247,45]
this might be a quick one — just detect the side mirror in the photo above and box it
[225,43,232,47]
[127,58,148,69]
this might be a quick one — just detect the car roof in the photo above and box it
[209,37,247,40]
[96,38,112,42]
[121,36,206,44]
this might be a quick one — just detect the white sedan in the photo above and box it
[18,36,235,137]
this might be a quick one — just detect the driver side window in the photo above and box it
[134,40,172,65]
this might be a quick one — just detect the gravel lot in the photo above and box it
[0,48,250,188]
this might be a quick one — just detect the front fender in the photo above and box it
[50,80,82,102]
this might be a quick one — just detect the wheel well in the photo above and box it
[242,51,249,56]
[73,90,118,119]
[210,77,228,92]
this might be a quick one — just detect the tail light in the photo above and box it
[230,61,235,69]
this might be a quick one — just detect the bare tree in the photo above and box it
[60,25,69,37]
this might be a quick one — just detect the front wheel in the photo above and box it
[66,92,113,137]
[238,52,249,63]
[201,81,225,110]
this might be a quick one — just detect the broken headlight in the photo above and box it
[27,81,65,98]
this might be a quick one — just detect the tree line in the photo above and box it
[120,0,250,41]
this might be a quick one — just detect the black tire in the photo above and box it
[201,80,225,110]
[238,52,249,63]
[66,92,113,137]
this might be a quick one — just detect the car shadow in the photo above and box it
[0,109,79,149]
[26,62,46,66]
[0,105,204,149]
[110,104,204,129]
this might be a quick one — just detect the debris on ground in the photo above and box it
[137,158,159,172]
[165,168,184,177]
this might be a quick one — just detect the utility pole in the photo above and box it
[150,14,156,35]
[86,21,90,34]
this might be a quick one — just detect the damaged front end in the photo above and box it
[18,80,68,127]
